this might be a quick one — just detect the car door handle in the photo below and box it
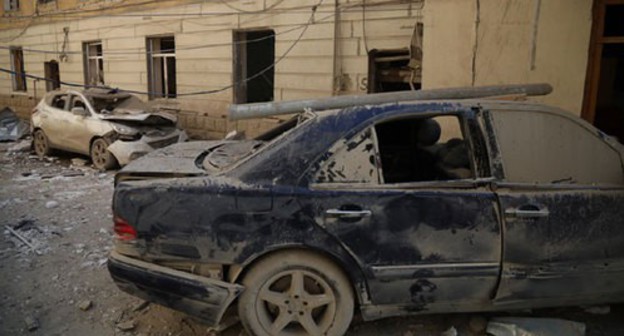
[325,209,372,219]
[505,205,549,218]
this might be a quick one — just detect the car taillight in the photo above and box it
[114,216,137,241]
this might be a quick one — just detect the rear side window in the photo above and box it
[490,110,623,185]
[314,114,476,184]
[315,128,380,184]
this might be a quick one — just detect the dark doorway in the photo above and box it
[233,29,275,104]
[583,1,624,143]
[44,60,60,91]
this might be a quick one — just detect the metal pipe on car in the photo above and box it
[229,83,553,120]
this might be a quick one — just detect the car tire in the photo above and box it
[90,138,118,170]
[238,250,354,336]
[33,129,52,159]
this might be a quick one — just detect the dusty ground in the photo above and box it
[1,139,623,336]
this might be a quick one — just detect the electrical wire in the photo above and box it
[0,11,336,56]
[217,0,287,14]
[1,0,422,20]
[0,0,323,97]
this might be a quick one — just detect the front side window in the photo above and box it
[147,36,176,99]
[83,41,104,86]
[10,47,26,92]
[315,114,475,185]
[490,110,624,185]
[70,95,86,111]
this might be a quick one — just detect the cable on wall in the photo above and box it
[0,0,324,97]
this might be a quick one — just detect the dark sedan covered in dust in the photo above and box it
[108,91,624,336]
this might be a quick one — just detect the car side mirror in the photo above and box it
[71,107,88,116]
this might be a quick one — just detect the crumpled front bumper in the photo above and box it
[107,130,189,166]
[107,251,243,327]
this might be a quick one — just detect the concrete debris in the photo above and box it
[583,305,610,315]
[487,317,585,336]
[78,300,93,311]
[131,300,150,312]
[117,320,136,331]
[0,107,29,142]
[8,140,31,153]
[71,158,88,166]
[4,225,42,256]
[24,315,39,331]
[440,326,457,336]
[45,200,59,209]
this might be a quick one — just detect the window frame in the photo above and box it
[83,40,104,86]
[146,35,177,100]
[484,106,624,187]
[3,0,19,11]
[309,110,491,190]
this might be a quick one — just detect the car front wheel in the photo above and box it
[33,129,51,159]
[238,250,354,336]
[90,138,118,170]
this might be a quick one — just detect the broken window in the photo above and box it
[44,60,60,91]
[375,115,473,183]
[10,47,26,92]
[315,128,381,184]
[147,36,176,99]
[491,110,624,185]
[315,114,474,185]
[83,41,104,86]
[3,0,19,11]
[368,23,423,93]
[69,95,86,111]
[233,29,275,104]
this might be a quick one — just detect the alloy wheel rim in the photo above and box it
[35,132,46,156]
[256,269,337,336]
[93,141,107,167]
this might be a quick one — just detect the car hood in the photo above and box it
[100,112,177,125]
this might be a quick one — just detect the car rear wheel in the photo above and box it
[238,250,354,336]
[90,138,118,170]
[33,129,51,159]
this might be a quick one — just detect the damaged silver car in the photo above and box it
[31,88,188,169]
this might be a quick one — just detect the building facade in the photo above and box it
[0,0,622,141]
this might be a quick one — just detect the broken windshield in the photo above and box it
[202,111,316,171]
[89,95,151,115]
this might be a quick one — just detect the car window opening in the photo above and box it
[375,115,474,184]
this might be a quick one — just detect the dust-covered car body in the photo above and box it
[108,98,624,333]
[30,88,187,168]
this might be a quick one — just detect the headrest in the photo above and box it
[416,118,441,146]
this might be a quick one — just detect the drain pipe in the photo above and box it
[229,83,553,120]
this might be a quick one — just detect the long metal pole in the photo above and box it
[229,83,553,120]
